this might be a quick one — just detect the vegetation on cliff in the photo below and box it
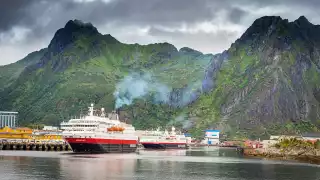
[0,19,212,129]
[188,16,320,138]
[1,16,320,138]
[275,138,320,151]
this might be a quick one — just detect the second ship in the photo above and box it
[139,126,190,149]
[60,104,138,153]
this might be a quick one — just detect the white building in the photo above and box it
[0,111,18,128]
[43,126,59,131]
[202,130,220,145]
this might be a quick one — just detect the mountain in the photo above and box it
[0,19,213,128]
[1,16,320,139]
[189,16,320,139]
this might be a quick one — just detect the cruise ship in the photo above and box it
[60,104,138,153]
[139,126,190,149]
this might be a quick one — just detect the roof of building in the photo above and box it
[206,130,220,132]
[302,133,320,138]
[14,127,32,131]
[0,111,18,114]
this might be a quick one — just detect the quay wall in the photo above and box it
[0,141,71,151]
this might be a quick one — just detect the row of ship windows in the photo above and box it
[64,129,97,131]
[70,121,114,125]
[62,125,98,127]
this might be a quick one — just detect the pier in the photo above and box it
[0,126,72,151]
[0,140,71,151]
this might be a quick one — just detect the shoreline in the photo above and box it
[243,148,320,165]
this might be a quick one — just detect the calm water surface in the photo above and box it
[0,148,319,180]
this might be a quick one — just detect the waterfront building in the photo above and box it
[203,130,220,145]
[0,111,18,128]
[43,126,59,131]
[0,126,33,139]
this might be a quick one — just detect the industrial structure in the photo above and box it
[0,111,18,128]
[0,126,64,141]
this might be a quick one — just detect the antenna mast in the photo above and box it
[101,108,105,117]
[88,103,94,116]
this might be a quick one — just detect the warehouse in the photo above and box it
[0,111,18,128]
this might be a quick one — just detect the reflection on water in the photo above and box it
[0,148,319,180]
[60,156,136,180]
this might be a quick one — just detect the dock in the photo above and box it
[0,126,72,151]
[0,140,71,151]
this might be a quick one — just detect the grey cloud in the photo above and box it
[100,0,217,25]
[246,0,320,8]
[148,26,239,54]
[34,0,220,31]
[0,0,213,43]
[0,0,245,35]
[0,0,36,32]
[1,0,319,37]
[228,8,247,24]
[0,0,320,65]
[0,0,237,47]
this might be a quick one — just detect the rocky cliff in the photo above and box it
[192,16,320,138]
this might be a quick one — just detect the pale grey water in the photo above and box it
[0,148,319,180]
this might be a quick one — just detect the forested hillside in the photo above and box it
[1,16,320,139]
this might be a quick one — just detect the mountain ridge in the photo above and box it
[1,16,320,139]
[0,19,213,129]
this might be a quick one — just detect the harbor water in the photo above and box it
[0,147,319,180]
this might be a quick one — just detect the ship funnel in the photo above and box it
[116,108,120,115]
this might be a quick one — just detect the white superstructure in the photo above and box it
[139,126,187,143]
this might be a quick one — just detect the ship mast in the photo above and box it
[171,126,176,135]
[114,103,119,120]
[88,103,94,116]
[101,108,106,117]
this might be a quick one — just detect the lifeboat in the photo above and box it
[107,126,125,132]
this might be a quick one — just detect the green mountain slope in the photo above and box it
[2,16,320,139]
[0,19,212,128]
[0,48,47,90]
[190,16,320,139]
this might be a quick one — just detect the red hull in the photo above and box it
[64,138,138,153]
[141,142,188,149]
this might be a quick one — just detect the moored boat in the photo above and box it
[139,126,189,149]
[60,104,138,153]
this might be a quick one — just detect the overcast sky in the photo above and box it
[0,0,320,65]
